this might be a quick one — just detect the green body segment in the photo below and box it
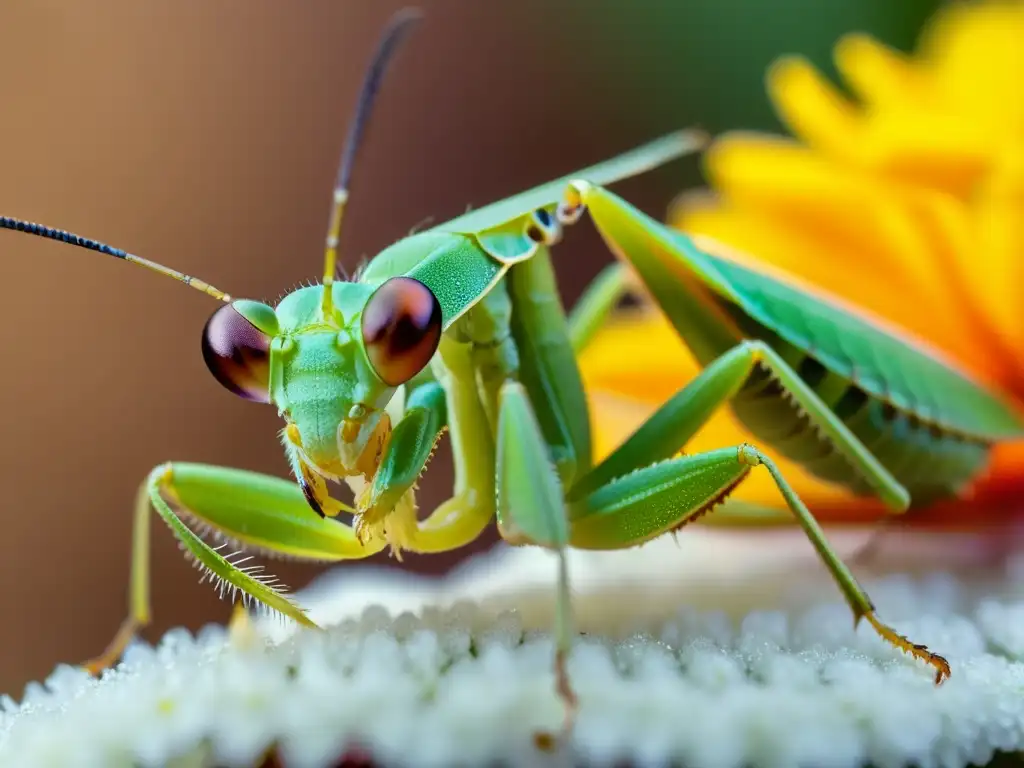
[496,381,569,549]
[268,281,397,472]
[363,231,506,329]
[577,183,1024,506]
[360,130,707,332]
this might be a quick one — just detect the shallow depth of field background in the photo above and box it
[0,0,939,695]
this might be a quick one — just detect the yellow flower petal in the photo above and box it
[678,200,944,349]
[864,110,996,196]
[577,308,698,406]
[897,185,1024,392]
[701,134,957,291]
[833,33,922,109]
[919,1,1024,133]
[766,56,861,162]
[766,7,1022,198]
[675,139,985,361]
[586,0,1024,527]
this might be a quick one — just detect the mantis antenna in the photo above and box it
[1,10,422,306]
[0,216,231,302]
[320,8,422,319]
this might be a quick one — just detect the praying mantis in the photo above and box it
[4,9,1024,746]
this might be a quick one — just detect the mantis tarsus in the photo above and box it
[4,9,1023,747]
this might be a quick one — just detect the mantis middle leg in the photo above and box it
[365,333,499,555]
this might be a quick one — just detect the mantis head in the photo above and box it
[200,277,441,480]
[0,9,425,516]
[197,9,434,494]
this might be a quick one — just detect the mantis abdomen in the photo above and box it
[731,342,993,506]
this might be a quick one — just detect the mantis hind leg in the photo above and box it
[568,339,910,514]
[560,335,948,680]
[83,462,384,675]
[568,443,951,684]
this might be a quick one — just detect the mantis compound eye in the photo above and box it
[361,276,442,386]
[201,302,273,403]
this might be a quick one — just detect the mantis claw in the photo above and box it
[863,611,951,684]
[530,641,579,754]
[285,423,356,520]
[81,618,141,676]
[290,451,353,520]
[298,474,327,519]
[352,483,419,558]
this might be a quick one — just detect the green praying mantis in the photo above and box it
[4,9,1024,745]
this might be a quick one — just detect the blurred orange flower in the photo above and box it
[580,0,1024,528]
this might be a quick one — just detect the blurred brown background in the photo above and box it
[0,0,939,695]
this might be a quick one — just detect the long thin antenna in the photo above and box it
[0,216,231,301]
[321,8,422,319]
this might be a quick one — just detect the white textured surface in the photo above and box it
[2,528,1024,768]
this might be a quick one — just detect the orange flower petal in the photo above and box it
[971,151,1024,394]
[672,192,906,312]
[976,441,1024,510]
[876,441,1024,532]
[577,308,698,406]
[889,189,1014,387]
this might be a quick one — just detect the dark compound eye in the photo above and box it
[201,302,272,402]
[361,276,442,387]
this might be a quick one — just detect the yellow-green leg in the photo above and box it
[83,462,384,675]
[406,335,500,553]
[347,333,507,557]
